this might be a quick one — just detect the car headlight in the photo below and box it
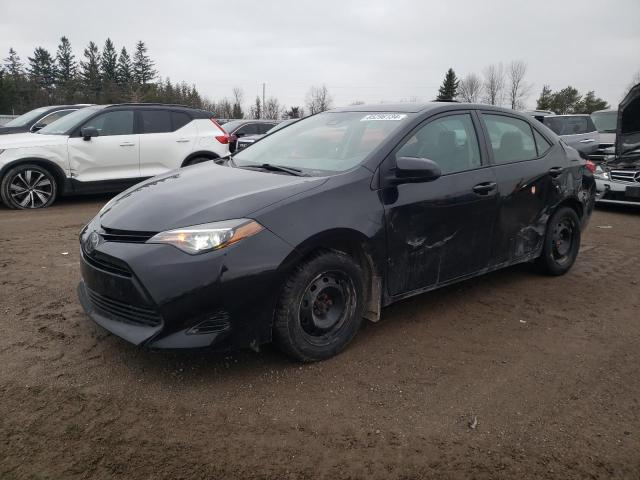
[147,219,264,254]
[594,165,610,180]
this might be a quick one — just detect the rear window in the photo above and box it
[171,111,192,130]
[544,116,596,135]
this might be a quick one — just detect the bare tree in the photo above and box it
[482,63,505,106]
[232,87,244,118]
[458,73,483,103]
[264,97,283,120]
[507,61,532,110]
[306,85,333,114]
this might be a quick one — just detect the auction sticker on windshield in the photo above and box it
[360,113,407,121]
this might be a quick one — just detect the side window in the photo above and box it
[258,123,276,134]
[236,124,258,136]
[39,110,74,126]
[396,113,482,175]
[140,110,171,134]
[171,111,192,131]
[482,114,537,164]
[83,110,134,136]
[533,129,552,156]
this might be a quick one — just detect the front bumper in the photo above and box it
[78,228,297,350]
[595,178,640,206]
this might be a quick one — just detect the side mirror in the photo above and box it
[31,122,46,132]
[81,126,99,141]
[392,156,442,184]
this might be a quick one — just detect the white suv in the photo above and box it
[0,104,230,209]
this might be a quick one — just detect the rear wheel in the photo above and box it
[0,164,58,209]
[273,251,365,362]
[535,207,581,275]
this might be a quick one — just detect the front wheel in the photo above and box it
[273,251,365,362]
[535,207,581,275]
[0,164,58,209]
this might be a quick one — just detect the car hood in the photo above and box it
[0,132,68,148]
[99,162,328,232]
[0,126,28,135]
[615,83,640,159]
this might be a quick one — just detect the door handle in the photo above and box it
[472,182,497,195]
[548,167,564,177]
[176,138,190,143]
[119,142,135,147]
[579,139,595,143]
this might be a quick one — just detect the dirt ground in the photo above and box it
[0,196,639,480]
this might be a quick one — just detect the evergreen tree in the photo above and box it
[250,95,262,119]
[133,41,156,85]
[55,37,77,102]
[27,47,57,100]
[436,68,459,101]
[576,91,609,114]
[101,38,118,82]
[536,85,554,111]
[80,41,102,102]
[100,38,119,102]
[4,48,24,77]
[116,47,133,91]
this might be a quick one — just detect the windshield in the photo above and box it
[38,106,105,135]
[4,107,50,127]
[591,110,617,133]
[233,111,412,175]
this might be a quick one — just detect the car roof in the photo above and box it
[543,114,591,118]
[101,103,212,117]
[329,102,531,116]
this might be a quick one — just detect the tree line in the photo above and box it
[2,38,628,120]
[435,62,612,114]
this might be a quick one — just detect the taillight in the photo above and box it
[211,118,230,144]
[585,160,596,173]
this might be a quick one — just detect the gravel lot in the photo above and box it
[1,197,639,479]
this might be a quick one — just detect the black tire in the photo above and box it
[0,163,58,209]
[273,250,365,362]
[535,207,581,276]
[183,157,211,167]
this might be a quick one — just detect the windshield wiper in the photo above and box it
[239,163,309,177]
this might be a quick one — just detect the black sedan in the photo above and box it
[78,103,595,361]
[0,104,90,135]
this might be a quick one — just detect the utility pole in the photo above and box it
[262,83,266,119]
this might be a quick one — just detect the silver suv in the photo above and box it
[536,114,600,158]
[590,109,618,162]
[594,84,640,206]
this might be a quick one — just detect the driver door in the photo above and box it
[383,111,498,295]
[67,109,140,182]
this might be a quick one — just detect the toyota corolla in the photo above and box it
[78,103,595,362]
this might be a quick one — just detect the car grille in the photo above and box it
[101,227,155,243]
[87,287,162,327]
[82,250,132,277]
[610,170,639,184]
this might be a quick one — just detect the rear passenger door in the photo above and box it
[138,109,196,177]
[479,112,558,265]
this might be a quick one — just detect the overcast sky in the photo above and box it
[2,0,639,110]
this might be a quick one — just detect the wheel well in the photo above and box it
[181,151,219,167]
[281,232,383,323]
[556,198,583,221]
[0,158,66,193]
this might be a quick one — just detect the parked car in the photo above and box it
[0,104,91,135]
[77,103,595,362]
[0,103,230,209]
[590,109,618,162]
[522,109,555,122]
[528,114,599,158]
[594,84,640,205]
[222,119,279,152]
[235,118,299,152]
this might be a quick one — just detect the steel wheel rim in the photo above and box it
[9,170,53,208]
[551,217,574,264]
[298,270,356,345]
